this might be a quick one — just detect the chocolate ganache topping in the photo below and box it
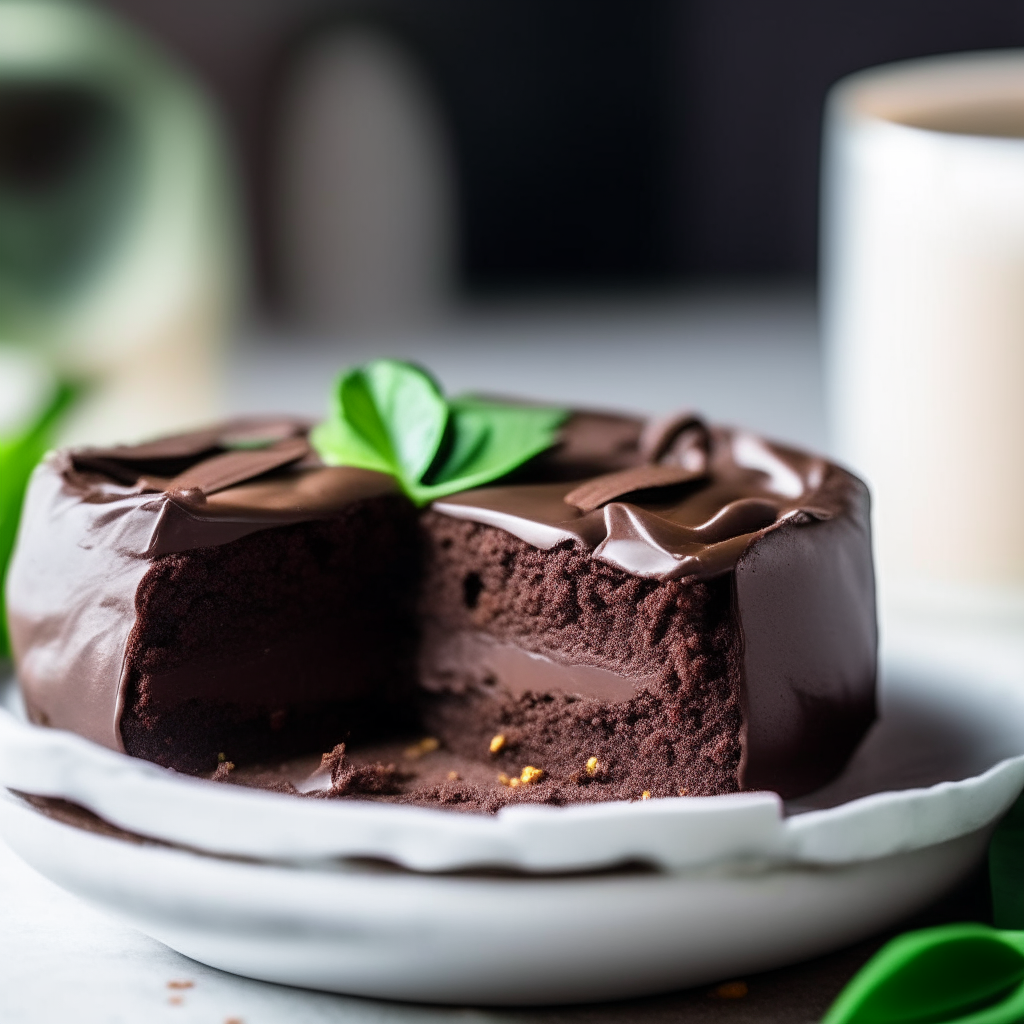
[437,409,841,580]
[57,416,399,558]
[46,408,844,574]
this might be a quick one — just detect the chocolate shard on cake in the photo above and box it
[6,386,876,806]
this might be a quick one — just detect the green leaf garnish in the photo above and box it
[1,379,78,657]
[310,360,567,506]
[823,924,1024,1024]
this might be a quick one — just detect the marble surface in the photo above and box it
[2,286,972,1023]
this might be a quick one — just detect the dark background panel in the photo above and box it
[276,0,675,291]
[100,0,1024,302]
[671,0,1024,276]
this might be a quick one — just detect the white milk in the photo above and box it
[822,51,1024,625]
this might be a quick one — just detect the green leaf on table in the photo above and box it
[310,360,568,506]
[0,379,78,657]
[822,923,1024,1024]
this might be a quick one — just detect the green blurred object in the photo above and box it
[822,924,1024,1024]
[823,792,1024,1023]
[0,0,239,444]
[0,377,76,656]
[0,81,132,328]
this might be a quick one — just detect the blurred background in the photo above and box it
[101,0,1024,307]
[0,0,1021,440]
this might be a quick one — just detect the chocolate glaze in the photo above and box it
[5,408,876,800]
[6,419,397,751]
[436,424,837,581]
[735,498,876,794]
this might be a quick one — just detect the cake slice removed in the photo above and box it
[417,414,876,803]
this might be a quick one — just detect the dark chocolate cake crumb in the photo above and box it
[415,513,745,802]
[313,743,407,797]
[119,496,420,774]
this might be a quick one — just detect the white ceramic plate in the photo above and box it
[0,788,992,1005]
[1,620,1023,1003]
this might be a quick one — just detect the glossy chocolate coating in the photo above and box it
[437,416,838,581]
[6,419,398,751]
[6,409,876,797]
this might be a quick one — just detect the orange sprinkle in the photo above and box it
[585,756,599,776]
[489,734,506,754]
[520,766,544,785]
[641,791,651,800]
[712,980,748,999]
[167,981,194,990]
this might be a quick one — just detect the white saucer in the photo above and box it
[1,620,1022,1004]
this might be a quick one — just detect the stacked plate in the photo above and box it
[1,619,1022,1004]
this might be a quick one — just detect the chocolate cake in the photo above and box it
[5,388,877,808]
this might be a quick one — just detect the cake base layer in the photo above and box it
[212,737,710,813]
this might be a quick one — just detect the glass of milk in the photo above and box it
[822,50,1024,626]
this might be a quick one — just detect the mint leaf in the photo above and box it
[410,398,567,503]
[342,361,448,485]
[309,416,393,475]
[428,404,490,482]
[1,379,78,657]
[310,361,567,505]
[311,361,448,480]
